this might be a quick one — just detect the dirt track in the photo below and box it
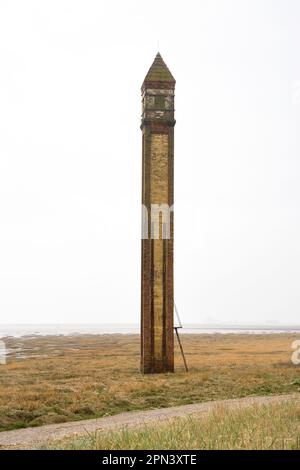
[0,393,298,449]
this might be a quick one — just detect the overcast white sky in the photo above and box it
[0,0,300,325]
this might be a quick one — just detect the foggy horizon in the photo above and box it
[1,1,300,325]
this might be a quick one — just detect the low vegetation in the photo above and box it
[0,333,299,431]
[45,400,300,450]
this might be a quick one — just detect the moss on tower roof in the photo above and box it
[143,52,175,84]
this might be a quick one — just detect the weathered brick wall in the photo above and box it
[140,53,175,374]
[151,134,168,364]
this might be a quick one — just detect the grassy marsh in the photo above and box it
[0,333,299,431]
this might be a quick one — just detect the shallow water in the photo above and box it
[1,323,300,339]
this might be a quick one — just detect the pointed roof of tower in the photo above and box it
[142,52,175,87]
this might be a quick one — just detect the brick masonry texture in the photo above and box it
[140,53,175,374]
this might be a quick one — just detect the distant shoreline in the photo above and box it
[1,323,300,339]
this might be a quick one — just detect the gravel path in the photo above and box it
[0,393,298,449]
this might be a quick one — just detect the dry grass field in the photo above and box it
[46,400,300,450]
[0,333,299,431]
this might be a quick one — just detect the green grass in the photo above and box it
[44,400,300,450]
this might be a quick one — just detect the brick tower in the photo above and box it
[140,53,176,374]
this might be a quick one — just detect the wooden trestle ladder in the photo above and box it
[173,300,189,372]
